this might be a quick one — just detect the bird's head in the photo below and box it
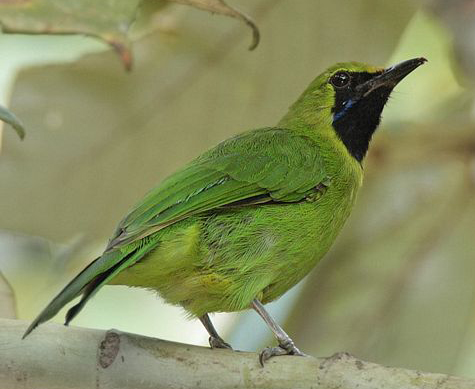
[280,58,427,162]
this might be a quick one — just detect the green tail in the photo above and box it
[23,245,147,338]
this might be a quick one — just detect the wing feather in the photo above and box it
[107,128,328,250]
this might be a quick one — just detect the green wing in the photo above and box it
[107,128,329,250]
[23,128,329,337]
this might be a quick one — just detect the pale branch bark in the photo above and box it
[0,318,473,389]
[0,272,16,319]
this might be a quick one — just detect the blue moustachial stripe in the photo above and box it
[333,99,354,122]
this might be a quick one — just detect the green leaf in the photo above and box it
[0,0,259,70]
[0,104,25,140]
[0,0,143,70]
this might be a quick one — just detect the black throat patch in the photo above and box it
[331,72,392,162]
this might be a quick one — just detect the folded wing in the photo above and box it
[108,128,329,250]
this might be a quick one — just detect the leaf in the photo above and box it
[167,0,259,50]
[0,0,259,70]
[0,104,25,140]
[0,0,143,70]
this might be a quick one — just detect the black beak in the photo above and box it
[357,57,427,97]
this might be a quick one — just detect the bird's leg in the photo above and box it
[251,299,306,365]
[199,314,232,350]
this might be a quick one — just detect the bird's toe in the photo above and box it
[209,336,233,350]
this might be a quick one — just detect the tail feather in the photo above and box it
[64,250,135,325]
[22,247,141,339]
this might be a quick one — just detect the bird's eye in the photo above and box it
[330,72,351,88]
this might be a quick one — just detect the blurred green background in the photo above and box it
[1,0,475,378]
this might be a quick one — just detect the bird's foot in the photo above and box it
[259,339,306,366]
[209,336,233,350]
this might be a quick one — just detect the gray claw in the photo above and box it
[259,346,289,366]
[209,336,233,350]
[250,299,307,366]
[259,343,307,366]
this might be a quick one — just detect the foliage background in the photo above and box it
[1,0,474,378]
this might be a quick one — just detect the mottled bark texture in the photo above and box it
[0,319,474,389]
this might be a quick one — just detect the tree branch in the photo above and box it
[0,318,473,389]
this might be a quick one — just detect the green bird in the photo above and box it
[23,58,426,364]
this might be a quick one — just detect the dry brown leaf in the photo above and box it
[167,0,260,49]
